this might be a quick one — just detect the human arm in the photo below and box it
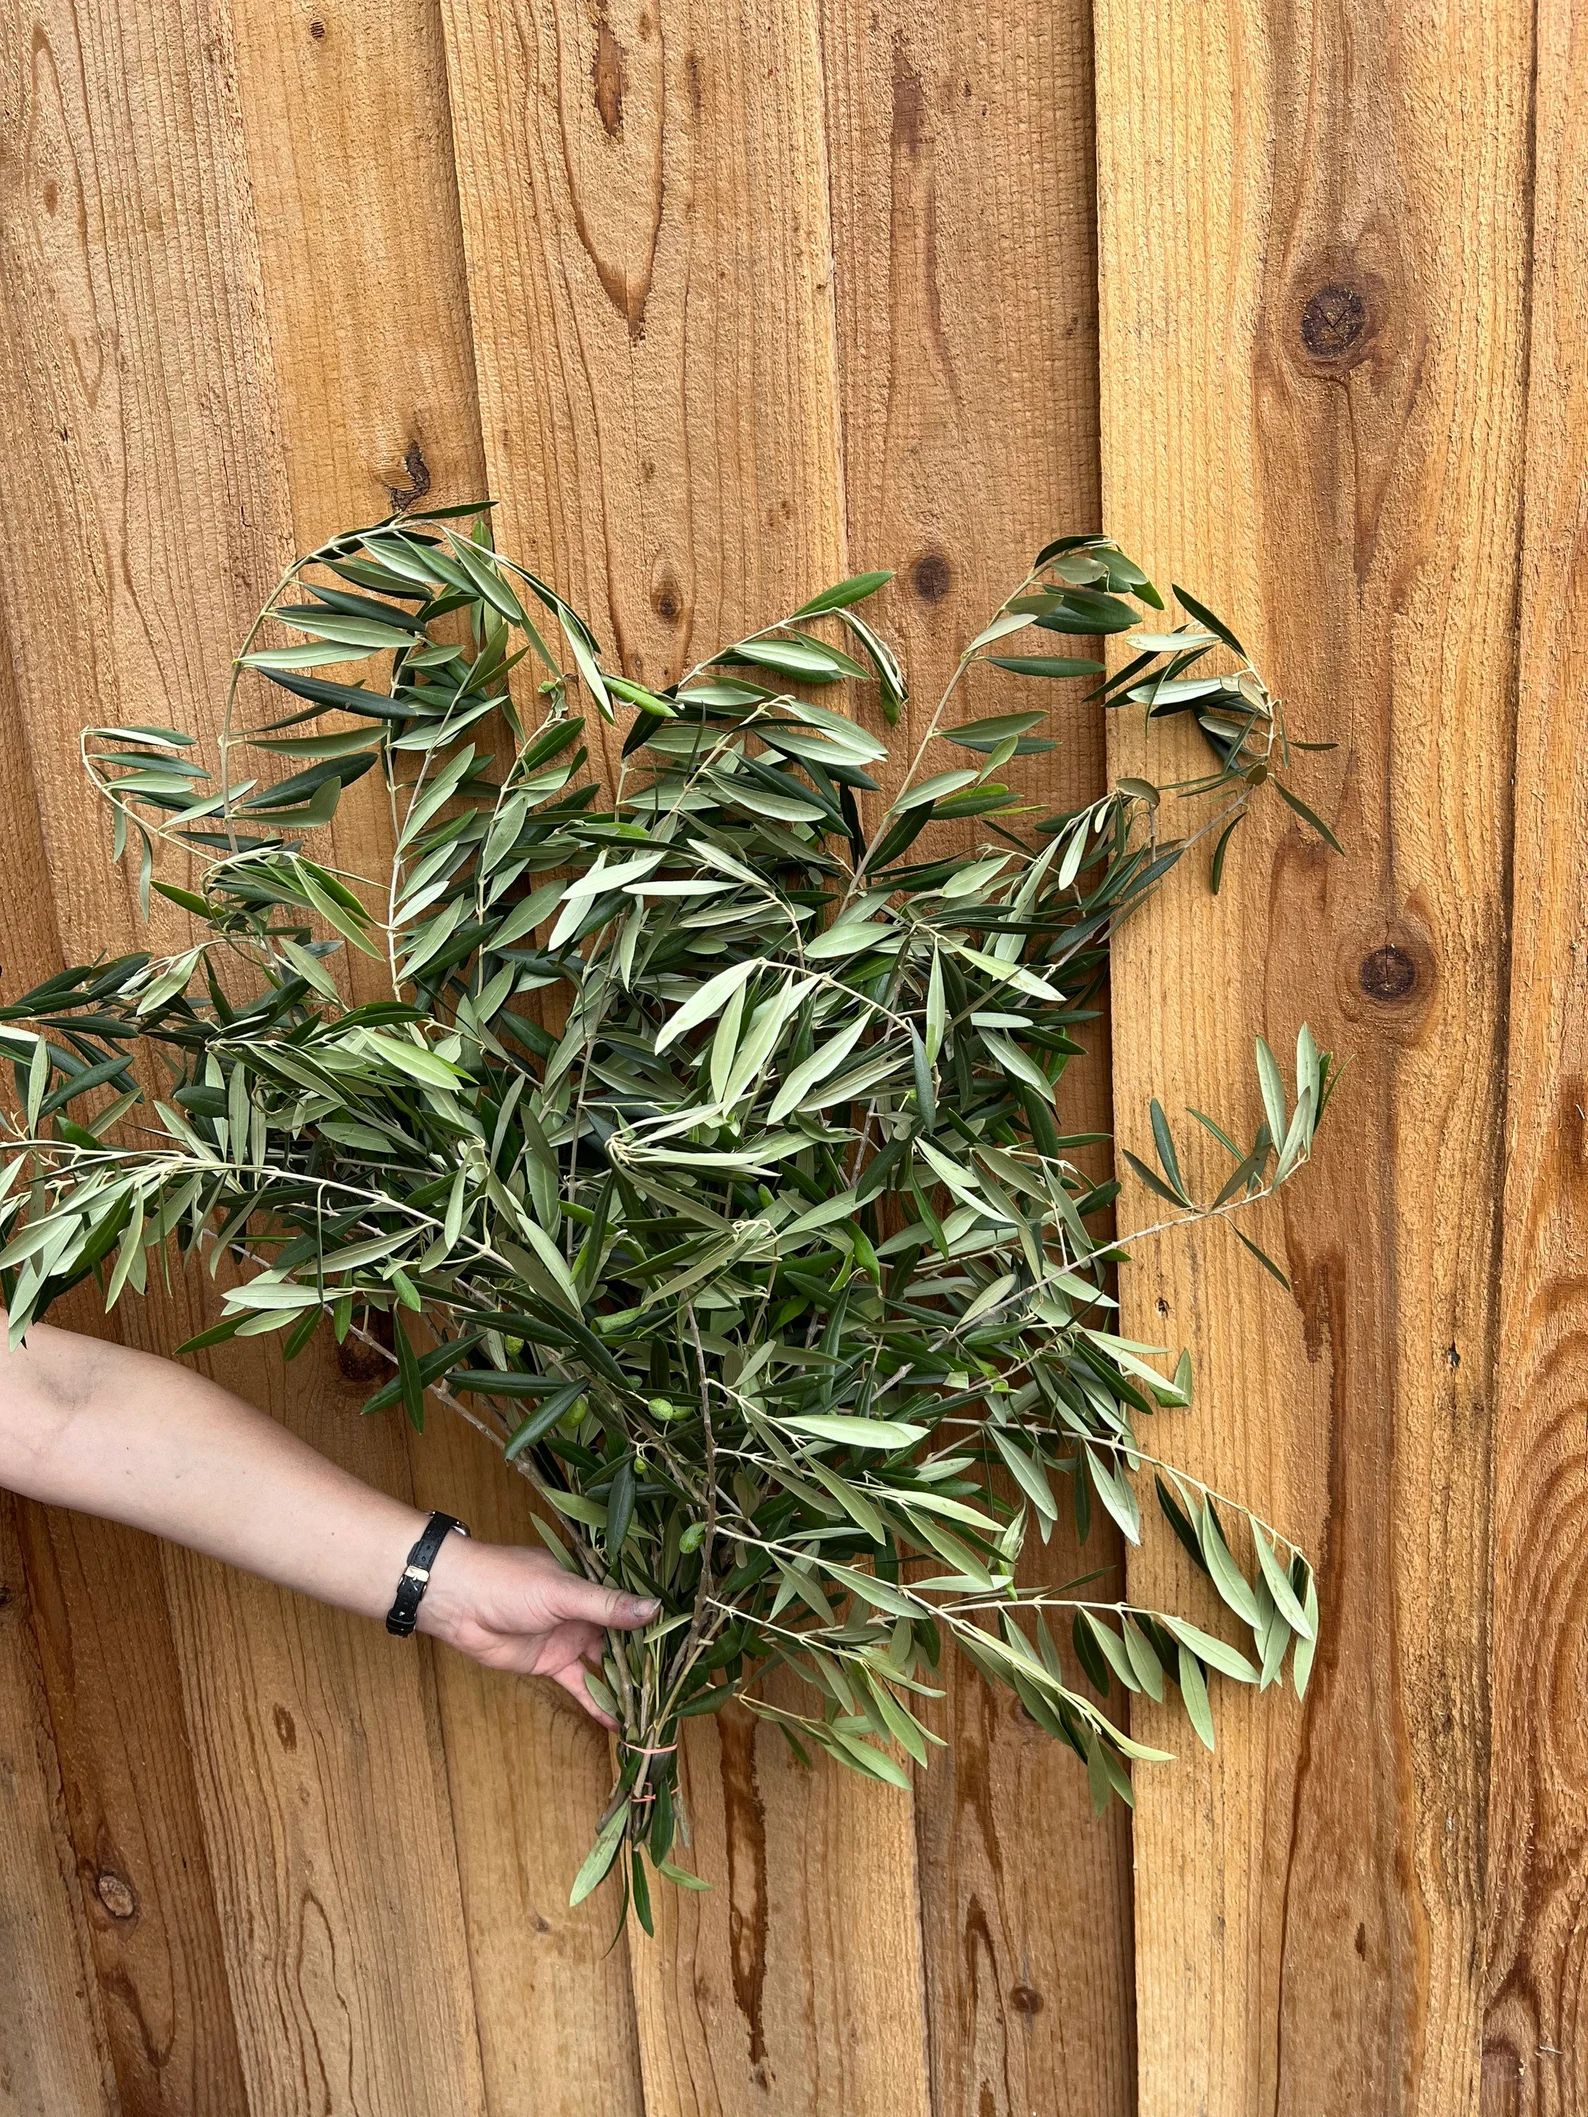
[0,1316,654,1723]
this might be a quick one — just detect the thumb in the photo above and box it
[550,1575,659,1630]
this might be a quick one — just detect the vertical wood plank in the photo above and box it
[0,581,249,2117]
[438,0,849,734]
[229,0,484,542]
[1482,7,1588,2110]
[157,1502,485,2117]
[0,7,271,2109]
[225,9,644,2104]
[0,1495,119,2117]
[415,1413,651,2117]
[0,5,486,2111]
[817,7,1134,2113]
[437,7,934,2111]
[18,1465,254,2117]
[1095,1,1529,2109]
[618,1699,931,2117]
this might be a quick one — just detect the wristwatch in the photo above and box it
[385,1510,470,1637]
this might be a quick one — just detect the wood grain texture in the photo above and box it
[18,1465,253,2117]
[439,0,848,764]
[0,6,486,2113]
[0,1496,119,2117]
[225,9,642,2108]
[229,0,485,545]
[1482,6,1588,2111]
[0,270,250,2117]
[418,1411,649,2117]
[157,1467,486,2117]
[0,6,284,2109]
[627,1700,931,2117]
[1095,0,1530,2110]
[438,8,933,2111]
[0,0,1569,2107]
[817,8,1133,2114]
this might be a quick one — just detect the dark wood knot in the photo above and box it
[651,567,683,624]
[1359,944,1417,1000]
[910,548,951,604]
[336,1307,394,1385]
[1010,1982,1045,2017]
[592,17,624,136]
[1300,282,1370,363]
[386,440,431,514]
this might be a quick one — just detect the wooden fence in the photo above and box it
[0,2,1579,2112]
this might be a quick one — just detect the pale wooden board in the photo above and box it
[630,1700,930,2117]
[817,7,1134,2112]
[437,6,934,2109]
[0,561,248,2117]
[0,5,485,2112]
[0,612,122,2117]
[226,5,648,2107]
[437,0,849,761]
[0,4,282,2107]
[1482,6,1588,2111]
[0,1496,120,2117]
[156,1468,486,2117]
[19,1457,253,2117]
[229,0,486,545]
[416,1412,650,2117]
[1095,1,1530,2109]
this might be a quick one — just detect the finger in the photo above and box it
[551,1660,616,1729]
[536,1619,602,1672]
[462,1631,542,1679]
[547,1576,659,1630]
[546,1619,604,1667]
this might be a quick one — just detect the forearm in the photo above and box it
[0,1315,656,1718]
[0,1318,428,1627]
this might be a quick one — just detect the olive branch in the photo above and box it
[0,507,1338,1925]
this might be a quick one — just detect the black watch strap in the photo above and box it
[386,1511,470,1637]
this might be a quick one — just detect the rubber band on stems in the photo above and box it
[620,1737,678,1803]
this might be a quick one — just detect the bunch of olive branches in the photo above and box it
[0,506,1337,1924]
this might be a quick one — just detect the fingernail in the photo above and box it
[628,1597,660,1621]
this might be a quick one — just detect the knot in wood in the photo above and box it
[651,566,683,624]
[1359,943,1417,1000]
[336,1302,394,1385]
[1300,282,1369,361]
[386,440,431,514]
[95,1869,137,1921]
[910,548,952,604]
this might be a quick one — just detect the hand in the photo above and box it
[418,1535,658,1726]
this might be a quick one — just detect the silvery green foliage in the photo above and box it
[0,508,1337,1923]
